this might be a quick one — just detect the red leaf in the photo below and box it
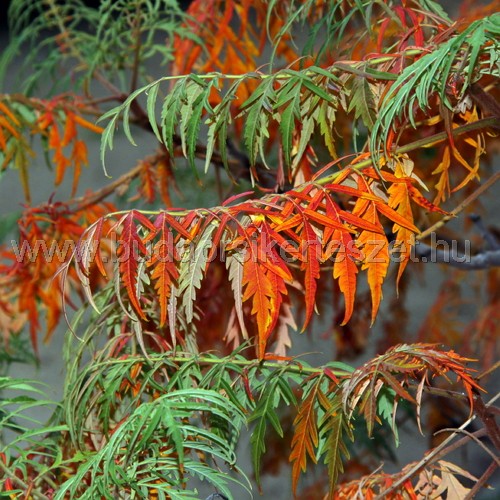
[299,215,320,330]
[117,211,155,319]
[406,181,448,214]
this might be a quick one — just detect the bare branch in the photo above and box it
[413,242,500,270]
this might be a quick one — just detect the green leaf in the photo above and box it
[177,221,217,323]
[371,14,500,162]
[241,77,276,166]
[377,387,399,446]
[179,79,205,157]
[277,79,301,166]
[302,77,335,103]
[226,252,248,339]
[291,111,315,171]
[318,100,337,159]
[56,388,248,500]
[161,78,186,155]
[348,76,377,131]
[146,81,162,143]
[249,371,295,485]
[318,392,352,495]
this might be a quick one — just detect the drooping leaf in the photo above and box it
[116,211,156,320]
[226,251,248,340]
[290,378,321,494]
[387,166,417,287]
[298,210,321,330]
[177,221,217,323]
[355,203,389,324]
[148,212,179,327]
[241,250,276,359]
[317,390,352,498]
[241,76,276,167]
[348,76,377,131]
[249,372,295,487]
[333,230,359,325]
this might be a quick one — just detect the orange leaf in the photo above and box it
[48,123,60,149]
[273,213,301,233]
[242,255,275,359]
[338,210,384,234]
[0,116,20,138]
[374,200,419,233]
[356,204,389,324]
[71,139,88,195]
[157,157,173,207]
[148,213,179,326]
[54,148,71,186]
[73,113,104,134]
[0,127,6,150]
[18,281,40,353]
[160,212,193,241]
[303,208,346,231]
[388,180,416,287]
[327,183,380,202]
[333,230,359,325]
[138,160,156,204]
[0,101,20,126]
[62,112,77,147]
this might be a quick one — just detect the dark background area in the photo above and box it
[0,0,194,31]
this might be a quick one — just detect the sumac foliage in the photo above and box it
[0,1,499,499]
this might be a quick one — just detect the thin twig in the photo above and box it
[375,392,500,499]
[434,427,500,464]
[473,391,500,450]
[430,428,487,461]
[70,164,143,211]
[417,171,500,241]
[129,0,143,94]
[477,360,500,380]
[464,460,498,500]
[0,459,50,500]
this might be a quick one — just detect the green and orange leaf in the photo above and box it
[290,379,321,494]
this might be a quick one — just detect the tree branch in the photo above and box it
[412,243,500,270]
[464,460,498,500]
[469,214,500,250]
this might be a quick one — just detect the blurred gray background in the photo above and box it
[0,1,498,498]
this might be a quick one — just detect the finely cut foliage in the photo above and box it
[0,0,499,498]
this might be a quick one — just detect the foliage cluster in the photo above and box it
[0,0,499,498]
